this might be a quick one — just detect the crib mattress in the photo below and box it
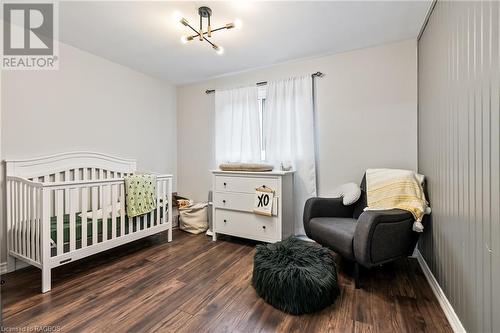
[50,209,164,246]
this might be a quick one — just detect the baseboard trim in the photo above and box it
[415,250,466,333]
[0,259,31,275]
[0,262,7,275]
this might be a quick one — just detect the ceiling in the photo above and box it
[59,1,431,85]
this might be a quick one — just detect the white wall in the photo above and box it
[177,39,417,202]
[0,42,177,264]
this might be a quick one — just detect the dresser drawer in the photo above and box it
[214,209,278,241]
[215,176,279,195]
[213,192,278,215]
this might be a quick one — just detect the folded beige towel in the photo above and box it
[219,163,274,172]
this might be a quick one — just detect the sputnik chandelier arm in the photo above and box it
[178,6,241,55]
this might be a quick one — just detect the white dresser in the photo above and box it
[211,170,294,243]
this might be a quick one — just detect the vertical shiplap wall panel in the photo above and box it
[418,1,499,332]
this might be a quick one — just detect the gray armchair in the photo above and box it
[303,175,427,288]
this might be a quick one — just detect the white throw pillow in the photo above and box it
[330,182,361,205]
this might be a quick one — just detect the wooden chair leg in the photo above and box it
[354,262,361,289]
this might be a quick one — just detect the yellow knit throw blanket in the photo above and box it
[365,168,429,232]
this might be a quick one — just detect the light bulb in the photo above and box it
[213,45,224,55]
[172,11,183,22]
[180,36,188,44]
[234,19,243,29]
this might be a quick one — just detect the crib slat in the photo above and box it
[101,185,108,241]
[55,172,64,255]
[35,188,41,262]
[111,184,117,239]
[7,181,12,255]
[81,170,88,248]
[23,184,27,256]
[162,180,167,224]
[15,182,19,254]
[19,183,23,256]
[63,171,69,214]
[20,184,26,255]
[16,182,21,254]
[167,178,172,241]
[90,168,97,245]
[6,181,12,256]
[26,185,32,259]
[120,183,126,236]
[32,186,36,260]
[92,185,98,245]
[25,184,29,257]
[56,188,63,255]
[13,182,17,253]
[81,189,88,249]
[25,184,30,256]
[32,187,36,261]
[156,181,160,226]
[18,183,22,256]
[31,186,36,260]
[69,188,76,251]
[18,182,22,253]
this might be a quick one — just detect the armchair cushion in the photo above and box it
[353,209,414,267]
[307,217,357,260]
[303,197,356,241]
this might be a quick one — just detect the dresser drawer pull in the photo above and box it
[223,182,227,187]
[222,200,226,204]
[224,219,227,223]
[262,226,266,229]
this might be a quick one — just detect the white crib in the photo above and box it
[6,152,173,293]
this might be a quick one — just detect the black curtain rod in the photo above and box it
[205,71,324,94]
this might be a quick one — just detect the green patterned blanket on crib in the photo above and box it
[124,174,157,218]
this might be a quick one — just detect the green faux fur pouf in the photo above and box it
[252,237,339,315]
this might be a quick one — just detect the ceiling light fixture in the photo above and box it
[177,6,241,55]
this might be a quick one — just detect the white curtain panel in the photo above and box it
[215,86,261,164]
[265,75,317,235]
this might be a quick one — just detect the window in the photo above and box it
[258,87,267,161]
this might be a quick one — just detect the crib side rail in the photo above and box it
[6,176,44,267]
[39,174,173,190]
[42,175,172,259]
[7,175,172,268]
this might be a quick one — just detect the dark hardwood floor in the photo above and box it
[1,230,452,332]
